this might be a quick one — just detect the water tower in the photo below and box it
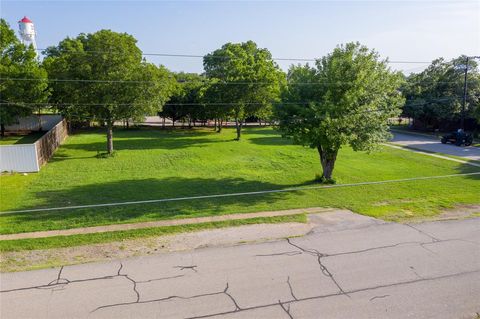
[18,16,37,53]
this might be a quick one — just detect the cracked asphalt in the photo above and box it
[1,211,479,319]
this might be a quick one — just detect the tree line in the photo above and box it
[1,19,479,179]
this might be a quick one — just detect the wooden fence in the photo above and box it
[35,119,68,166]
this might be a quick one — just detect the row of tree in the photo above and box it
[402,57,480,131]
[1,18,479,179]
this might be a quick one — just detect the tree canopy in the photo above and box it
[159,73,207,127]
[276,42,404,180]
[0,19,49,136]
[203,41,285,140]
[43,29,175,153]
[402,56,480,130]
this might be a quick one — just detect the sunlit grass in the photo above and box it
[0,126,478,234]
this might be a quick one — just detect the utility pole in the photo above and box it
[461,56,469,130]
[461,56,480,130]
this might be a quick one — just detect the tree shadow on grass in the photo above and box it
[455,162,480,181]
[243,128,293,146]
[61,128,228,152]
[248,136,293,146]
[243,127,280,136]
[0,177,293,234]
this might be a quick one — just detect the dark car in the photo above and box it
[441,131,473,146]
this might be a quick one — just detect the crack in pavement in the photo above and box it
[286,238,348,296]
[174,265,198,272]
[409,266,423,280]
[91,283,235,314]
[0,263,177,295]
[286,276,298,301]
[123,275,140,302]
[136,275,185,284]
[3,234,478,317]
[279,300,294,319]
[2,237,472,294]
[369,294,390,301]
[404,224,440,242]
[223,283,241,311]
[326,241,427,257]
[183,269,480,319]
[117,263,123,275]
[255,251,302,257]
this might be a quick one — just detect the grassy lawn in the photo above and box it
[1,127,479,235]
[0,131,46,145]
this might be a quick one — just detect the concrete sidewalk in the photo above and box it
[1,211,479,319]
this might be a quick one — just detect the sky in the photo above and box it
[1,0,479,74]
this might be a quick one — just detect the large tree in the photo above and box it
[402,56,480,130]
[0,19,49,136]
[203,41,285,140]
[276,42,404,181]
[44,30,175,153]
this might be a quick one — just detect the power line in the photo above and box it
[36,48,432,64]
[0,77,470,85]
[0,96,461,108]
[1,172,478,215]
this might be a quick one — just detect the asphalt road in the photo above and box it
[390,131,480,161]
[1,211,479,319]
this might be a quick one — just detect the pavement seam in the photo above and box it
[184,269,480,319]
[2,237,473,294]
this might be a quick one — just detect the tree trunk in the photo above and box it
[126,120,130,129]
[106,122,114,154]
[217,119,223,133]
[162,117,166,128]
[317,146,338,181]
[0,123,5,137]
[235,118,242,140]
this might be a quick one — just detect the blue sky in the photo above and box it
[1,1,479,74]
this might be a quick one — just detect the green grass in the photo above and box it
[0,214,307,252]
[0,127,479,235]
[0,132,46,145]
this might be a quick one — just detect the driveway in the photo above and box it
[1,211,479,319]
[391,131,480,161]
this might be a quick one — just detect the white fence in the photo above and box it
[5,115,62,132]
[0,144,39,172]
[1,116,67,173]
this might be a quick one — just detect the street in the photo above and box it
[391,131,480,162]
[1,211,479,319]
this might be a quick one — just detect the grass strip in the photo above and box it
[387,143,480,165]
[0,214,307,252]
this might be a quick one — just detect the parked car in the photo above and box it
[441,130,473,146]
